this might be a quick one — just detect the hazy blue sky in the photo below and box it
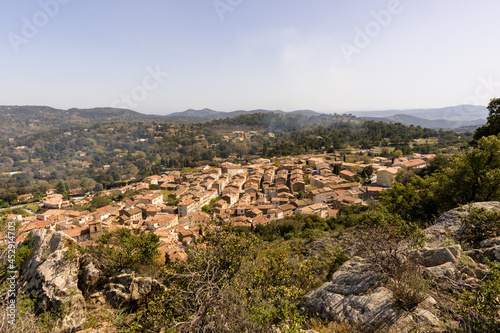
[1,0,499,114]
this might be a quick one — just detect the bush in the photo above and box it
[459,206,500,245]
[86,228,160,275]
[134,224,261,332]
[233,244,315,331]
[254,219,304,241]
[451,261,500,332]
[335,205,370,227]
[130,225,324,332]
[359,209,426,276]
[89,195,111,210]
[357,208,429,310]
[14,241,32,268]
[389,263,429,311]
[0,282,61,333]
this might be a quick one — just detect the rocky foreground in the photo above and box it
[16,202,500,332]
[303,202,500,332]
[18,229,165,332]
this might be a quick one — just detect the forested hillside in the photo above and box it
[0,112,470,207]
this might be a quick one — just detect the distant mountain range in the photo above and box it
[163,108,322,122]
[165,105,488,130]
[358,114,486,130]
[0,104,488,139]
[347,105,488,121]
[347,105,488,129]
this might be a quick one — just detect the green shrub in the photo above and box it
[359,209,426,276]
[389,263,429,311]
[131,225,323,332]
[0,281,60,333]
[459,206,500,245]
[452,261,500,332]
[358,208,429,309]
[86,228,160,275]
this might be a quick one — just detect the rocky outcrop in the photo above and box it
[95,273,167,309]
[17,228,170,332]
[303,243,489,331]
[466,236,500,264]
[303,255,442,332]
[425,201,500,241]
[319,256,384,295]
[302,200,500,333]
[425,201,500,265]
[413,245,460,267]
[465,245,500,264]
[79,261,103,292]
[19,229,86,333]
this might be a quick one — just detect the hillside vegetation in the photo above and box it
[1,99,499,332]
[0,111,469,208]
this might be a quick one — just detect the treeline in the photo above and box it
[379,134,500,224]
[378,99,500,225]
[0,113,470,206]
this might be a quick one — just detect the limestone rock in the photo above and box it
[344,287,397,328]
[104,283,130,308]
[19,229,86,333]
[479,236,500,248]
[130,277,152,301]
[103,274,166,308]
[426,202,500,241]
[466,245,500,264]
[475,266,489,279]
[111,273,135,288]
[413,308,440,327]
[303,258,398,330]
[419,295,437,309]
[413,245,460,267]
[79,261,104,294]
[89,292,106,305]
[323,256,383,295]
[303,256,444,331]
[446,244,461,259]
[426,262,459,279]
[461,265,477,279]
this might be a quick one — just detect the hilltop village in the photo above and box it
[5,150,436,260]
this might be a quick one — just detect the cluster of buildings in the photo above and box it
[4,151,435,261]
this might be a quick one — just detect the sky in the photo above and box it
[1,0,499,115]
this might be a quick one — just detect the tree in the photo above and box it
[110,169,121,182]
[201,205,210,213]
[362,165,374,178]
[55,181,69,199]
[395,168,417,185]
[473,97,500,141]
[88,228,160,275]
[80,178,94,191]
[380,134,500,223]
[55,181,66,194]
[93,183,104,192]
[434,134,500,208]
[90,196,111,210]
[393,150,403,159]
[333,163,341,175]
